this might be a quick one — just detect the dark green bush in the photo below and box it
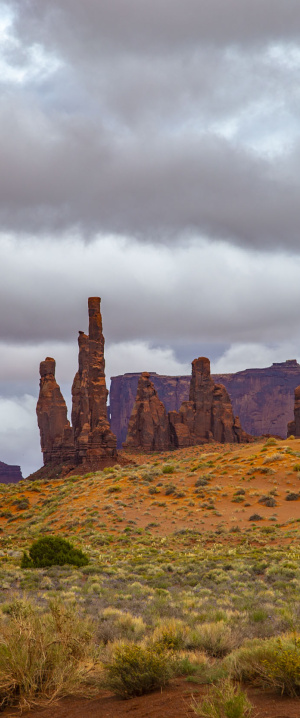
[21,536,89,568]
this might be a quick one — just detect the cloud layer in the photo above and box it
[0,1,299,247]
[2,2,300,475]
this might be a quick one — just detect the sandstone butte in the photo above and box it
[110,360,300,447]
[123,358,251,451]
[36,297,117,469]
[0,461,22,484]
[287,384,300,437]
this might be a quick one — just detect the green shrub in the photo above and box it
[103,643,173,698]
[152,618,187,651]
[192,678,253,717]
[227,633,300,696]
[21,536,89,568]
[162,465,175,474]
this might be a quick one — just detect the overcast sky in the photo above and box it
[1,0,300,476]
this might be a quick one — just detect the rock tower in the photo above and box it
[37,298,117,468]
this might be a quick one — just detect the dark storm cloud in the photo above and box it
[0,0,299,249]
[11,0,300,55]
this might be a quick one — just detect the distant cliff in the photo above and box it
[0,461,23,484]
[110,360,300,447]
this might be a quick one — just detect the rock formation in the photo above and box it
[168,357,249,448]
[287,385,300,437]
[36,357,75,465]
[124,358,250,451]
[111,360,300,446]
[0,461,22,484]
[37,298,117,468]
[123,372,170,451]
[72,297,117,464]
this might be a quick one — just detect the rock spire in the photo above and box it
[124,357,251,451]
[287,385,300,437]
[37,298,117,469]
[123,372,169,451]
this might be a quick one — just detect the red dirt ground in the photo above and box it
[3,681,300,718]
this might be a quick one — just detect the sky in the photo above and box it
[1,0,300,476]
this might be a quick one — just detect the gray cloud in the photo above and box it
[0,1,298,249]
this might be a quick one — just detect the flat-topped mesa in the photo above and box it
[0,461,22,484]
[287,385,300,437]
[123,372,169,451]
[169,357,251,448]
[36,357,75,465]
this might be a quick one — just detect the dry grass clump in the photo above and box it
[102,641,174,698]
[191,677,253,717]
[0,599,97,711]
[98,608,146,643]
[152,617,188,650]
[186,621,234,657]
[226,633,300,696]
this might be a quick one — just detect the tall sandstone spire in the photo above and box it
[36,357,75,465]
[37,298,117,469]
[71,297,117,464]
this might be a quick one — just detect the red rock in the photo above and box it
[71,331,90,463]
[287,385,300,437]
[110,360,300,445]
[0,461,22,484]
[123,372,170,451]
[36,358,75,465]
[169,357,251,447]
[37,299,117,469]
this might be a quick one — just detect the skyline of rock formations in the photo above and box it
[124,358,251,451]
[110,360,300,447]
[36,298,117,468]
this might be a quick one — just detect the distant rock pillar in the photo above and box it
[287,385,300,437]
[36,357,75,465]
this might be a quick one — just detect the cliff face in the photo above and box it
[0,461,23,484]
[110,360,300,447]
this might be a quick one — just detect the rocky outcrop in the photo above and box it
[36,358,75,465]
[37,298,117,468]
[169,357,249,448]
[110,373,190,447]
[0,461,22,484]
[124,358,250,451]
[287,385,300,437]
[123,372,170,451]
[110,360,300,446]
